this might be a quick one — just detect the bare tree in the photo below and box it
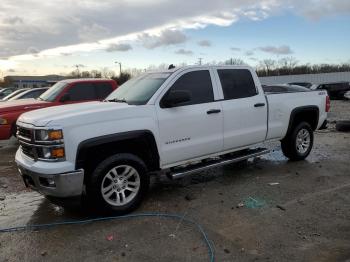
[259,59,276,76]
[101,67,115,78]
[90,70,102,78]
[225,58,246,65]
[278,57,298,74]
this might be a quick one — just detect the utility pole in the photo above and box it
[198,58,203,65]
[115,61,122,76]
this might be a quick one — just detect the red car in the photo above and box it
[0,79,118,140]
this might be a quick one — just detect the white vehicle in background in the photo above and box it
[0,88,30,101]
[8,87,49,101]
[15,65,329,214]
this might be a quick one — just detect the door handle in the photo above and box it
[207,109,221,114]
[254,103,265,107]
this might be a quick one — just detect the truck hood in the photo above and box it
[0,99,49,114]
[18,101,133,126]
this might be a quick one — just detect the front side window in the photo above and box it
[218,69,257,100]
[163,70,214,107]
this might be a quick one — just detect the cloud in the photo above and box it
[78,23,111,42]
[60,52,72,56]
[258,45,293,55]
[0,0,282,59]
[198,40,211,47]
[106,43,133,52]
[0,0,348,60]
[245,50,254,56]
[175,49,193,55]
[292,0,350,19]
[27,46,39,54]
[140,30,188,49]
[2,16,23,24]
[231,47,241,51]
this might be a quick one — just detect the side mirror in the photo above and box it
[162,90,191,108]
[59,93,71,102]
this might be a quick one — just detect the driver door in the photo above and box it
[156,69,223,167]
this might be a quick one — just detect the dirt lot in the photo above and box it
[0,101,349,262]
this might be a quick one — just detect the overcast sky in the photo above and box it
[0,0,349,75]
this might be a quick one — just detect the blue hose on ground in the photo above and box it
[0,212,215,262]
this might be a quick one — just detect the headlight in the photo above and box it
[0,118,8,125]
[40,147,65,160]
[35,129,63,141]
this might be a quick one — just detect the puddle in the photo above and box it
[0,191,88,230]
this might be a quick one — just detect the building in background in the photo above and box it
[3,75,66,89]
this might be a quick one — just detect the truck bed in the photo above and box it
[265,88,328,140]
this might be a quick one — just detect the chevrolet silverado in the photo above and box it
[15,66,329,214]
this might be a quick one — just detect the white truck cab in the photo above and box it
[15,66,329,213]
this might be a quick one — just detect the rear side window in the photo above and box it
[218,69,257,100]
[67,83,96,101]
[166,70,214,106]
[95,82,114,99]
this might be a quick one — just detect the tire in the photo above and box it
[84,153,149,215]
[281,122,313,161]
[336,121,350,132]
[11,124,17,138]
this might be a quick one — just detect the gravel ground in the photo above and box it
[0,100,349,262]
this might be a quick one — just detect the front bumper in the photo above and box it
[17,165,84,198]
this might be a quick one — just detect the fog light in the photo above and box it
[47,178,56,187]
[39,177,56,187]
[51,148,65,158]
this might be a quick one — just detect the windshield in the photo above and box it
[38,82,68,102]
[106,73,171,105]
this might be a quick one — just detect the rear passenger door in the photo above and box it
[215,68,267,151]
[156,68,223,166]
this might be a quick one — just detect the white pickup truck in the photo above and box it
[15,66,329,213]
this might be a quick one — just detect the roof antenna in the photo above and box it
[168,64,175,70]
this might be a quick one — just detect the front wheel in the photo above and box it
[85,153,149,214]
[281,122,314,161]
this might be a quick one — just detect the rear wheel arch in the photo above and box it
[285,106,319,137]
[76,130,160,175]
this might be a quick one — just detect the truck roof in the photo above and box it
[151,65,254,74]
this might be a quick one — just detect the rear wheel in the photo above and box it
[85,153,149,214]
[281,122,313,161]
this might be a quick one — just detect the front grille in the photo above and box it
[21,144,35,159]
[17,126,33,141]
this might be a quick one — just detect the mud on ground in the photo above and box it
[0,100,349,262]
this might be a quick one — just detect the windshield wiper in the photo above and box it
[105,98,128,103]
